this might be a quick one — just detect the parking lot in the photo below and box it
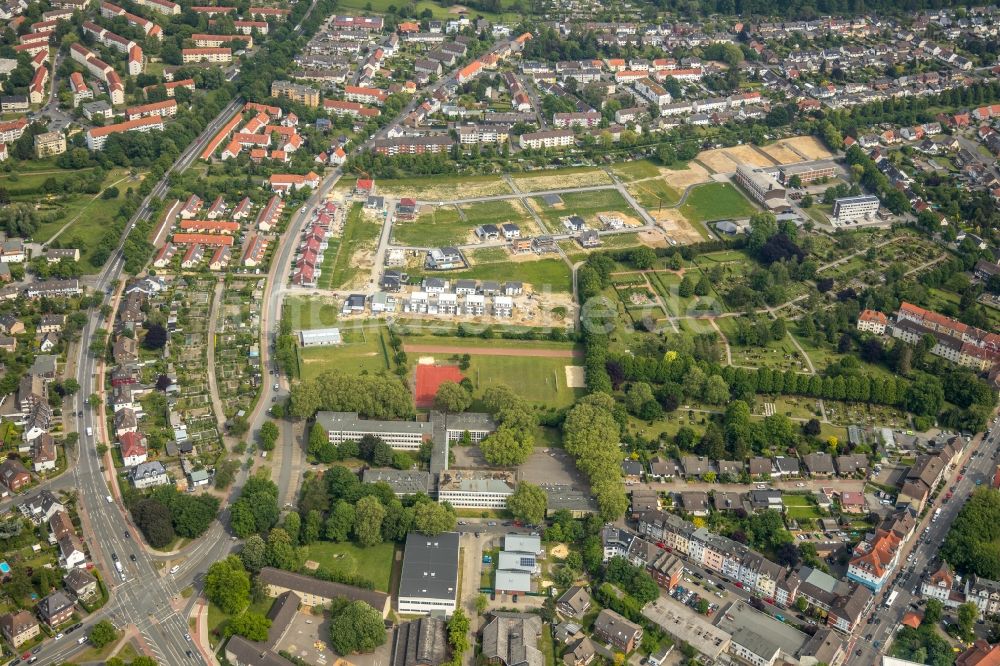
[450,446,585,488]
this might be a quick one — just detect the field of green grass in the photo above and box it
[393,204,468,247]
[298,326,390,379]
[285,295,339,330]
[512,166,612,191]
[300,541,396,592]
[461,199,530,226]
[534,189,638,229]
[466,354,583,408]
[610,160,661,182]
[374,173,511,199]
[681,182,756,222]
[627,179,681,209]
[324,203,381,289]
[336,0,519,19]
[412,258,573,292]
[402,334,581,352]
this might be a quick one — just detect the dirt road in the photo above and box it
[403,344,583,358]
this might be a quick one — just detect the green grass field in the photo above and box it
[402,334,581,352]
[285,295,339,330]
[610,160,661,181]
[681,182,757,222]
[300,541,396,592]
[336,0,519,19]
[627,179,681,209]
[512,166,612,192]
[324,203,381,289]
[393,204,468,246]
[466,354,583,407]
[298,327,390,379]
[461,199,530,226]
[413,258,573,292]
[374,173,511,199]
[534,189,639,232]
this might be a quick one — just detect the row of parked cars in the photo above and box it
[670,584,719,616]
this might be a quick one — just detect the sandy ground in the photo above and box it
[417,356,435,364]
[345,248,374,288]
[783,136,834,160]
[564,365,585,387]
[659,162,713,189]
[697,148,742,173]
[760,142,803,165]
[402,344,582,358]
[513,169,612,192]
[549,543,570,558]
[651,208,706,245]
[379,178,512,201]
[720,144,774,168]
[638,228,669,248]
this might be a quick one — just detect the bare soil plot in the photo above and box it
[659,162,713,191]
[650,208,709,245]
[783,136,834,160]
[403,344,582,358]
[760,142,803,165]
[698,147,742,173]
[565,365,585,387]
[638,228,670,248]
[512,167,612,192]
[722,144,775,168]
[377,175,512,200]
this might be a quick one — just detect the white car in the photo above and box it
[170,565,180,575]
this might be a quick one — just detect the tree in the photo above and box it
[480,425,533,467]
[353,496,386,546]
[259,421,279,451]
[326,501,355,542]
[205,556,251,615]
[132,498,175,548]
[958,602,979,639]
[412,501,456,535]
[434,381,472,413]
[924,598,943,625]
[142,322,168,350]
[630,247,656,270]
[88,620,119,648]
[240,534,267,573]
[265,527,298,570]
[226,611,271,641]
[328,601,387,655]
[507,482,547,525]
[475,594,488,615]
[283,511,301,544]
[303,509,322,544]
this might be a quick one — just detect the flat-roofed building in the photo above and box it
[362,468,433,496]
[832,195,880,225]
[299,327,342,346]
[735,165,788,211]
[714,601,809,666]
[437,470,515,509]
[316,411,433,450]
[34,131,66,158]
[397,532,460,616]
[779,160,838,185]
[643,598,731,662]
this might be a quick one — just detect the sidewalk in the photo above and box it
[191,598,221,666]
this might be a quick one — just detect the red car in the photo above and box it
[958,474,964,481]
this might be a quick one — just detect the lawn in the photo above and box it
[627,179,681,209]
[285,295,338,330]
[534,189,637,228]
[512,166,612,192]
[337,0,518,19]
[207,597,276,648]
[374,173,511,200]
[393,204,469,247]
[412,258,573,293]
[680,182,757,222]
[466,354,584,408]
[610,160,661,181]
[461,199,529,226]
[298,326,390,379]
[324,203,381,289]
[300,541,396,592]
[401,334,581,352]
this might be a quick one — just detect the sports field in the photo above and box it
[298,327,390,379]
[467,354,583,406]
[680,183,757,222]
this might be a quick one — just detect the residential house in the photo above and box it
[593,609,642,652]
[38,591,74,627]
[0,610,39,648]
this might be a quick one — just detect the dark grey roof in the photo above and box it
[481,613,543,666]
[398,532,460,602]
[363,468,432,495]
[392,616,450,666]
[265,591,300,647]
[225,635,292,666]
[258,568,389,612]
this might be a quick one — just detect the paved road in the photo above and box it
[30,96,248,666]
[861,430,995,660]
